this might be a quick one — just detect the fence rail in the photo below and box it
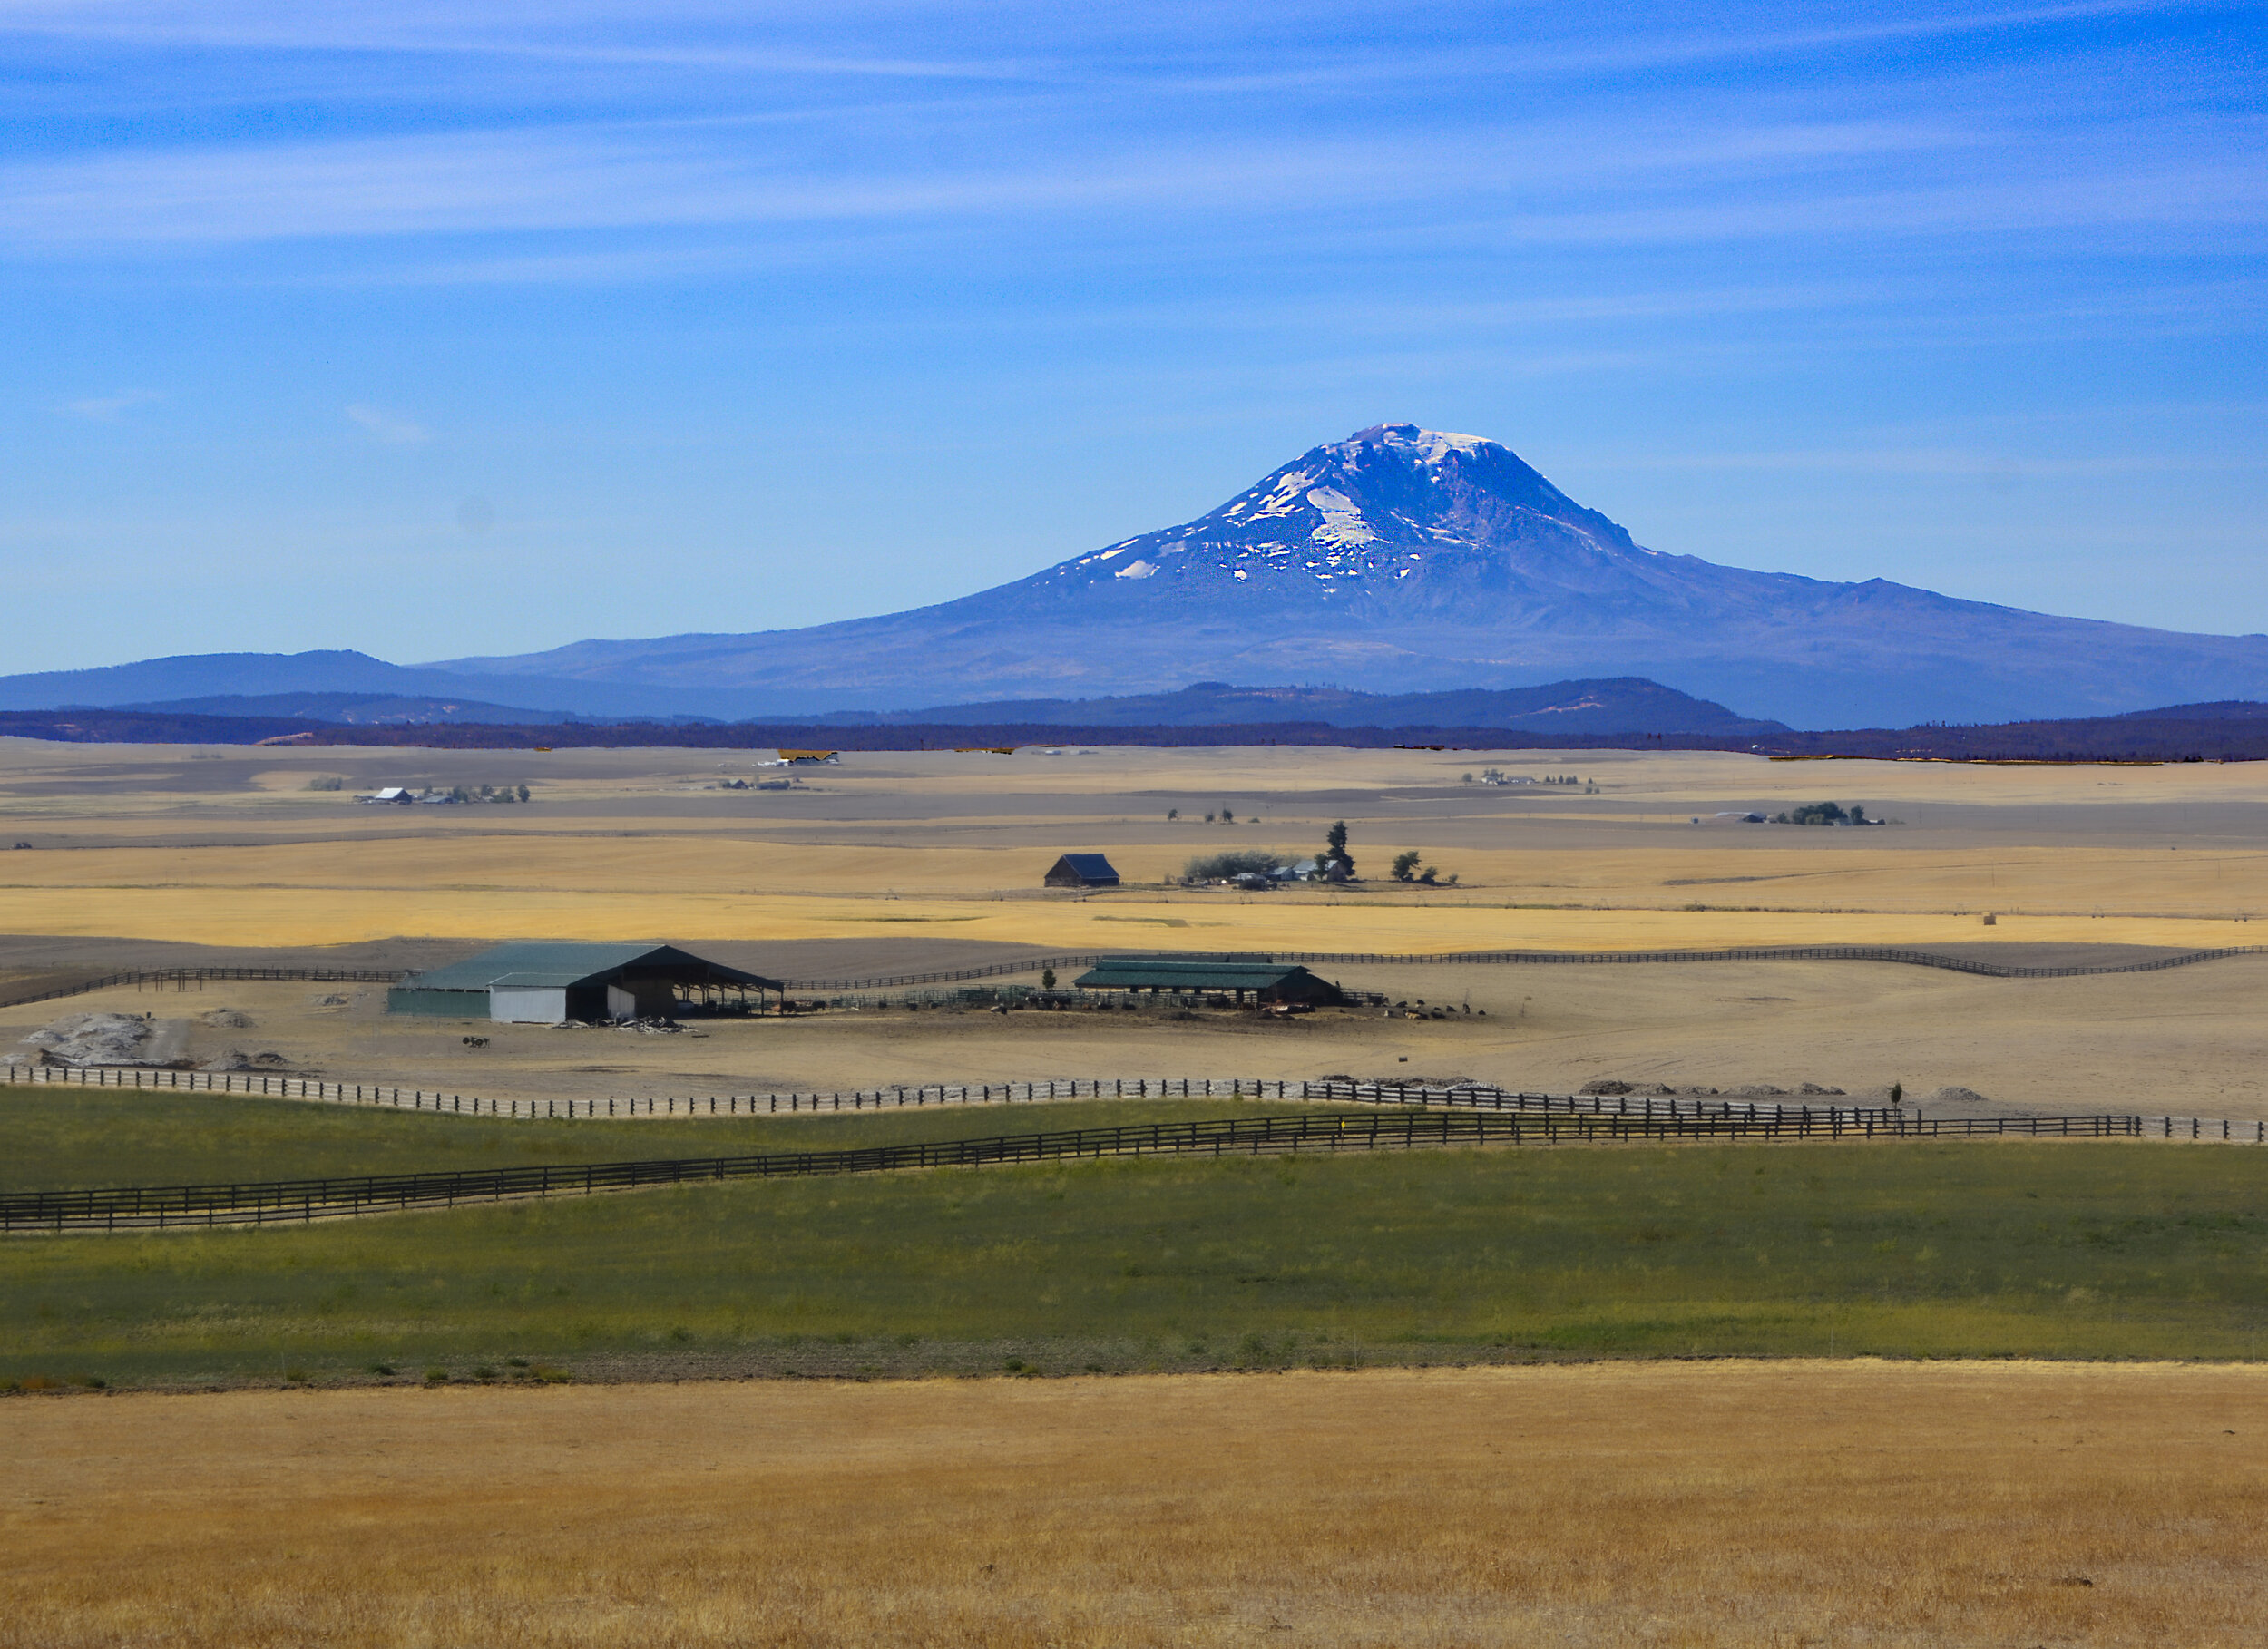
[3,945,2256,1010]
[8,1061,2265,1146]
[0,1107,2157,1233]
[778,943,2268,990]
[0,967,406,1012]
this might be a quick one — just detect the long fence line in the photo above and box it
[0,1107,2159,1233]
[0,967,406,1012]
[0,1062,1890,1125]
[777,943,2268,989]
[7,1059,2263,1147]
[3,944,2258,1012]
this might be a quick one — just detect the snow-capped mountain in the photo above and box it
[14,426,2261,729]
[430,423,2268,727]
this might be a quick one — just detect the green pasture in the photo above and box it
[0,1082,1325,1189]
[4,1085,2267,1384]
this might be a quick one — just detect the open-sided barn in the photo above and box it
[1071,955,1345,1005]
[386,942,783,1023]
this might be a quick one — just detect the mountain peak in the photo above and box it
[1038,422,1653,609]
[1346,423,1497,463]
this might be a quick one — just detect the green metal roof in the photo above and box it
[1073,957,1323,991]
[404,942,780,992]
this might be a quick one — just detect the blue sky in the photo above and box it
[1,0,2261,673]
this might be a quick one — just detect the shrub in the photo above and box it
[304,775,346,792]
[1184,848,1287,881]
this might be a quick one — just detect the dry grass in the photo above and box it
[0,867,2261,953]
[5,739,2268,951]
[16,950,2268,1112]
[5,1362,2264,1646]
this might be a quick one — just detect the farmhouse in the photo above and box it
[1044,854,1121,888]
[1072,955,1346,1005]
[386,942,784,1023]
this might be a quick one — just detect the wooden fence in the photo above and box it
[6,1061,2263,1143]
[780,943,2268,990]
[0,1107,2156,1233]
[0,967,405,1012]
[5,944,2258,1013]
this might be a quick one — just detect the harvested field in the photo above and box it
[4,740,2268,953]
[5,1362,2265,1647]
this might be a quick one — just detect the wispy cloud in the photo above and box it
[343,402,428,444]
[0,111,2187,255]
[61,387,161,418]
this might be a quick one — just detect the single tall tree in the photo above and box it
[1324,819,1354,878]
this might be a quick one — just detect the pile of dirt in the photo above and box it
[1922,1085,1990,1106]
[198,1007,253,1029]
[203,1048,291,1072]
[19,1011,163,1066]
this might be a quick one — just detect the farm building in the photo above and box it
[1044,853,1121,888]
[386,942,784,1023]
[1071,955,1345,1005]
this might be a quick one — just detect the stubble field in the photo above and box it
[6,1361,2267,1648]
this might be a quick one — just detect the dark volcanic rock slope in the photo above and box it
[435,424,2268,728]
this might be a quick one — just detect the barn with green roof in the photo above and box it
[386,942,784,1024]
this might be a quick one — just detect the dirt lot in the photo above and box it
[5,1361,2263,1648]
[11,950,2268,1116]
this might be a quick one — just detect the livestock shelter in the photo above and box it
[1071,955,1345,1005]
[386,942,785,1023]
[1044,853,1121,888]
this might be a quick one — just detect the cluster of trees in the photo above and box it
[1181,823,1457,885]
[1776,801,1872,825]
[1461,769,1589,788]
[1182,848,1288,881]
[1389,850,1455,885]
[430,784,533,804]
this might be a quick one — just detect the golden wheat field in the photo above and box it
[1,737,2265,951]
[5,1361,2265,1648]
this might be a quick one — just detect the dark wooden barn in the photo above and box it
[1043,853,1121,888]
